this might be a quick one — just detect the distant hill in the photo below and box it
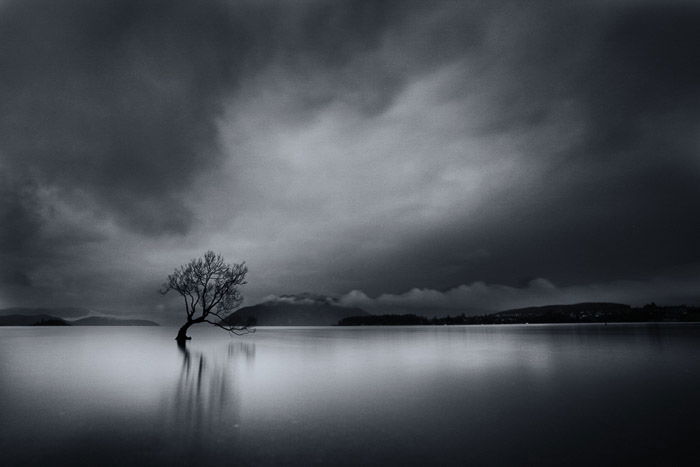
[0,314,69,326]
[70,317,159,326]
[338,302,700,325]
[492,302,632,322]
[0,313,158,326]
[0,307,90,318]
[224,293,369,326]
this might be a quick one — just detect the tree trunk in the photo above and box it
[175,321,194,343]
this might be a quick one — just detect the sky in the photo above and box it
[1,0,699,322]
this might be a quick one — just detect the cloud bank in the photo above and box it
[339,274,700,317]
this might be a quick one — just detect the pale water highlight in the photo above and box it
[0,324,698,466]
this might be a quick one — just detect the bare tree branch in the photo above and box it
[161,251,251,342]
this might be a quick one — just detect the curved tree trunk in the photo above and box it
[175,321,193,343]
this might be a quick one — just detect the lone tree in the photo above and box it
[161,251,252,343]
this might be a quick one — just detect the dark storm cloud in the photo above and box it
[0,0,250,234]
[0,0,414,235]
[0,172,110,305]
[508,3,700,285]
[0,0,423,310]
[582,4,700,152]
[0,176,40,287]
[2,0,699,314]
[0,0,261,306]
[329,2,700,298]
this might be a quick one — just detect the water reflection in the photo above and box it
[166,340,256,460]
[1,325,699,466]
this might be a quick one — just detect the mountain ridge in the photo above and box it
[0,312,159,326]
[225,293,369,326]
[338,302,700,325]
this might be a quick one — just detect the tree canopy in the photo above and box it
[161,251,252,342]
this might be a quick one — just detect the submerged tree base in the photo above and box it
[175,323,194,343]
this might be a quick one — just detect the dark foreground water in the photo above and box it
[0,324,698,466]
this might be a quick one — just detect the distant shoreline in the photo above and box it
[337,303,700,326]
[0,314,159,327]
[2,302,698,328]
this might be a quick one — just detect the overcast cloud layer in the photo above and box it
[1,0,699,322]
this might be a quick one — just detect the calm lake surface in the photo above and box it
[1,324,698,466]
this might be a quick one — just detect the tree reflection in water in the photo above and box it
[164,340,256,462]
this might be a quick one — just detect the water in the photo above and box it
[0,324,698,466]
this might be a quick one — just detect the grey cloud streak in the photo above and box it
[1,0,699,317]
[214,1,700,298]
